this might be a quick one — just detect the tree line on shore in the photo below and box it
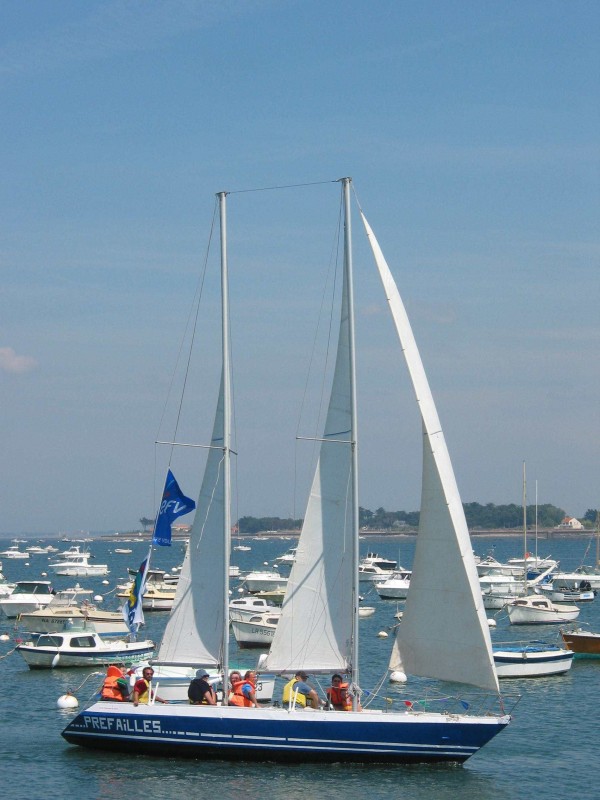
[235,504,599,534]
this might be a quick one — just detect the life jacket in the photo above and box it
[229,678,255,707]
[282,678,307,708]
[101,665,128,701]
[136,678,151,704]
[326,682,351,710]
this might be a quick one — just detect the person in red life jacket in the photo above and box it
[326,673,353,711]
[229,670,258,708]
[133,666,168,706]
[188,670,217,705]
[100,664,130,701]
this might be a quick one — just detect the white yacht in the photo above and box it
[374,570,412,599]
[48,548,109,577]
[0,581,56,617]
[241,570,288,594]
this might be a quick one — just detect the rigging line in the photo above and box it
[153,198,219,496]
[226,179,338,195]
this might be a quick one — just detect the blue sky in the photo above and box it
[1,1,598,534]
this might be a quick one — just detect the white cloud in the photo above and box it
[0,347,38,374]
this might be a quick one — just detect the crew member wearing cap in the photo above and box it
[188,670,217,705]
[282,670,320,709]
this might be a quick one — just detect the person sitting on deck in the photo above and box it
[188,670,217,705]
[229,670,258,707]
[325,673,353,711]
[282,671,321,709]
[133,667,168,706]
[100,664,130,701]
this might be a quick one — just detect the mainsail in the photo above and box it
[156,373,226,667]
[361,212,499,693]
[264,241,355,674]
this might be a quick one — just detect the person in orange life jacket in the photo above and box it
[188,670,217,705]
[326,673,353,711]
[133,667,168,706]
[229,670,258,708]
[227,670,242,705]
[100,664,130,701]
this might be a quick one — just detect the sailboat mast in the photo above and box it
[342,177,360,694]
[218,191,232,698]
[522,461,528,595]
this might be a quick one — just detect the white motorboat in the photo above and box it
[507,595,580,625]
[117,582,176,611]
[233,544,251,551]
[274,546,297,565]
[241,570,288,593]
[18,587,129,636]
[0,572,16,597]
[229,596,280,621]
[374,570,412,599]
[537,581,595,603]
[230,610,279,648]
[0,546,29,559]
[114,548,132,554]
[48,549,108,577]
[493,643,574,677]
[16,623,154,669]
[0,580,55,617]
[572,565,600,590]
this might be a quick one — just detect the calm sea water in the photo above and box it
[1,534,599,800]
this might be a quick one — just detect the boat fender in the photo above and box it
[51,653,61,668]
[57,691,79,709]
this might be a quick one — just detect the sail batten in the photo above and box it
[361,211,499,693]
[156,373,226,667]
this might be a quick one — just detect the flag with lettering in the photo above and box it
[152,469,196,546]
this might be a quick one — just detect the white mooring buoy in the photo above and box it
[389,670,407,683]
[57,691,79,709]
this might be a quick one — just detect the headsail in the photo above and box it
[264,237,355,674]
[361,211,499,692]
[156,372,226,667]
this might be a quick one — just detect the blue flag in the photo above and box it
[152,469,196,546]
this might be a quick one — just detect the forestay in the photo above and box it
[361,212,499,693]
[156,373,226,667]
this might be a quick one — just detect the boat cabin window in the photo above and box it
[12,582,50,594]
[69,636,96,648]
[37,635,63,647]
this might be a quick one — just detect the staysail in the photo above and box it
[264,236,355,674]
[156,373,226,667]
[361,212,499,692]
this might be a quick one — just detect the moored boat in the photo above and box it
[17,623,154,669]
[560,627,600,657]
[493,643,573,677]
[507,595,580,625]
